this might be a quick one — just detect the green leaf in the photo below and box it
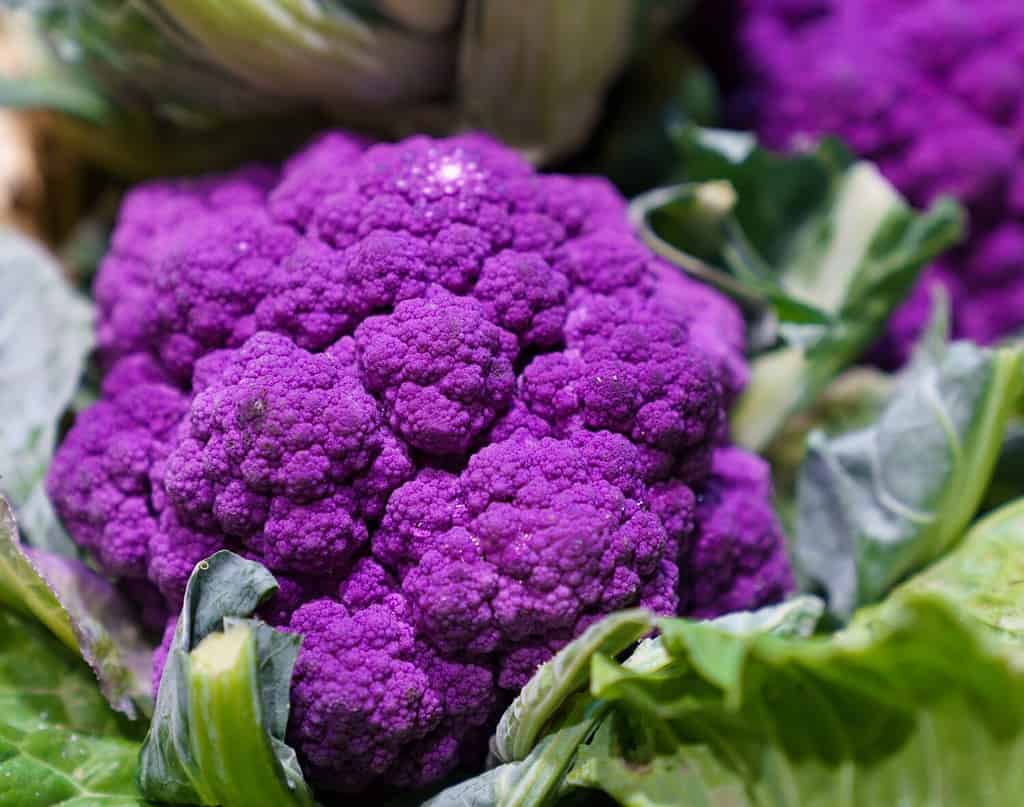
[138,550,313,806]
[495,699,608,807]
[567,744,747,807]
[185,622,306,806]
[440,599,823,807]
[793,331,1024,617]
[866,498,1024,644]
[578,594,1024,807]
[0,228,93,556]
[426,697,606,807]
[0,608,148,806]
[0,498,153,719]
[631,127,965,450]
[423,766,507,807]
[494,608,653,763]
[704,595,824,640]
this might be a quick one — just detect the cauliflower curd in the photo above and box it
[48,132,792,793]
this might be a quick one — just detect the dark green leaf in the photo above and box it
[983,419,1024,513]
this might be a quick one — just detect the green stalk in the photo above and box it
[187,624,311,807]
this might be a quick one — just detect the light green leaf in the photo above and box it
[0,228,93,556]
[706,595,823,639]
[579,594,1024,807]
[422,765,507,807]
[0,608,147,806]
[794,333,1024,618]
[441,599,823,807]
[567,744,747,807]
[0,498,153,719]
[426,698,606,807]
[138,551,313,806]
[0,74,113,123]
[866,498,1024,643]
[458,1,647,161]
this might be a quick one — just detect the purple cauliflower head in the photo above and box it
[738,0,1024,363]
[49,131,792,795]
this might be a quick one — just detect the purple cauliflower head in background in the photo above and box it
[49,131,792,795]
[738,0,1024,363]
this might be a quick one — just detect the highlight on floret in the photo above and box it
[738,0,1024,362]
[48,131,792,794]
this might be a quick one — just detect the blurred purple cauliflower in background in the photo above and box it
[739,0,1024,363]
[48,131,792,795]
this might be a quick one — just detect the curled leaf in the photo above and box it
[494,608,653,763]
[138,550,313,807]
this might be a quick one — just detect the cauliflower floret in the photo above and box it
[683,447,794,617]
[49,131,792,794]
[354,288,518,454]
[286,584,494,794]
[47,372,187,578]
[157,331,413,595]
[376,430,671,685]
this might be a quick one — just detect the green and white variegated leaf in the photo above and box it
[794,323,1024,618]
[0,495,152,720]
[0,227,92,556]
